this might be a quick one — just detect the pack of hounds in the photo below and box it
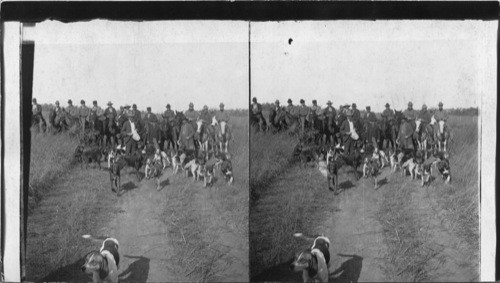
[74,142,234,196]
[293,142,452,194]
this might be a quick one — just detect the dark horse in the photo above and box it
[267,107,284,133]
[311,112,338,146]
[275,110,300,137]
[251,111,267,132]
[378,117,398,150]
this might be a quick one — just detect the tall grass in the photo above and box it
[377,115,479,281]
[161,116,249,282]
[434,115,479,254]
[28,129,80,212]
[27,132,120,281]
[249,131,336,279]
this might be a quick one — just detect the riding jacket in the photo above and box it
[215,110,230,123]
[185,109,200,122]
[381,109,394,120]
[433,109,449,122]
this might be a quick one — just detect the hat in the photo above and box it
[204,105,209,110]
[366,106,371,110]
[344,104,350,108]
[81,100,85,104]
[385,103,390,107]
[132,104,137,108]
[68,99,72,104]
[300,99,305,104]
[219,103,224,107]
[93,100,97,105]
[147,107,151,111]
[312,100,317,103]
[252,97,257,102]
[189,102,194,107]
[408,102,413,106]
[346,110,353,116]
[275,99,280,104]
[32,98,37,102]
[124,105,131,109]
[352,103,357,108]
[326,100,332,105]
[287,98,292,103]
[55,100,60,105]
[422,104,427,109]
[438,102,443,106]
[166,104,171,108]
[107,101,113,106]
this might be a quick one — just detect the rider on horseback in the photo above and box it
[32,98,46,132]
[66,99,79,125]
[185,102,200,129]
[162,104,175,124]
[381,103,394,121]
[298,99,309,136]
[251,97,266,131]
[434,102,449,124]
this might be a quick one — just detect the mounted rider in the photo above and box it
[322,100,336,127]
[351,103,361,123]
[269,99,282,130]
[32,98,46,131]
[364,108,380,151]
[298,99,309,135]
[418,104,432,125]
[104,101,117,125]
[144,106,159,147]
[215,102,230,131]
[54,101,64,128]
[79,100,90,130]
[339,109,358,155]
[433,101,449,132]
[381,103,394,121]
[89,100,104,131]
[162,104,176,126]
[309,100,322,121]
[66,99,79,126]
[132,104,142,122]
[185,102,200,130]
[251,97,266,130]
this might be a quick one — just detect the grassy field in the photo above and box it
[161,116,249,282]
[249,114,479,281]
[26,113,249,282]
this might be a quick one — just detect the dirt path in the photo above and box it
[97,171,185,282]
[409,184,477,281]
[318,167,391,282]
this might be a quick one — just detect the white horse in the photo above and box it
[430,116,449,152]
[216,121,231,152]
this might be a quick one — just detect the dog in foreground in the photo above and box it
[291,233,331,283]
[82,237,120,283]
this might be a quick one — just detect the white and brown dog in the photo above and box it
[82,238,120,283]
[402,158,416,178]
[291,233,331,283]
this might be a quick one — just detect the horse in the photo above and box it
[251,111,267,132]
[215,121,232,152]
[378,118,397,150]
[275,110,300,137]
[102,117,120,148]
[431,116,450,152]
[195,119,214,152]
[312,113,337,146]
[31,112,47,133]
[397,118,415,151]
[178,119,196,151]
[267,107,283,133]
[415,118,435,159]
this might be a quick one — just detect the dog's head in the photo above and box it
[82,251,109,280]
[290,249,313,272]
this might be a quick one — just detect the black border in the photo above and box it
[1,1,498,22]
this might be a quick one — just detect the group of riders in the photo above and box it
[31,98,232,155]
[251,97,450,156]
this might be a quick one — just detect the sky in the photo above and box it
[251,20,496,112]
[28,20,495,113]
[30,20,249,113]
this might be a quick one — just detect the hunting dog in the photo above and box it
[81,238,120,283]
[290,233,331,283]
[334,148,363,180]
[327,154,340,193]
[296,144,319,168]
[363,157,381,189]
[436,158,452,184]
[109,159,121,195]
[421,163,432,186]
[220,157,234,185]
[74,144,103,169]
[184,158,200,181]
[402,158,416,178]
[171,149,183,174]
[115,152,143,181]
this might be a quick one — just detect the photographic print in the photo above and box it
[249,20,495,282]
[24,20,249,282]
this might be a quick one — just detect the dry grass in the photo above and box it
[377,114,479,281]
[249,131,335,279]
[161,116,249,282]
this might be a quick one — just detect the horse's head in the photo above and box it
[430,115,437,125]
[196,119,203,133]
[438,120,445,134]
[212,116,218,126]
[415,119,422,133]
[220,121,227,135]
